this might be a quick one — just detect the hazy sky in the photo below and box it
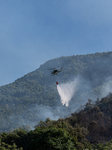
[0,0,112,86]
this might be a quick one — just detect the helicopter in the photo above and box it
[48,67,62,75]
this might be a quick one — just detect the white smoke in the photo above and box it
[57,77,79,107]
[100,76,112,98]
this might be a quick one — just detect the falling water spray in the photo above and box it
[57,78,78,107]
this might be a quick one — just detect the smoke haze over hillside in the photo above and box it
[1,52,112,132]
[100,76,112,98]
[1,75,112,132]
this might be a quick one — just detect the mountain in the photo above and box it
[1,94,112,149]
[0,51,112,132]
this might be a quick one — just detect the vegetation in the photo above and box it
[1,51,112,149]
[1,94,112,149]
[0,51,112,132]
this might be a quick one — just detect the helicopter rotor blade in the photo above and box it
[47,68,56,70]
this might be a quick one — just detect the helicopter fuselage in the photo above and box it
[51,68,62,75]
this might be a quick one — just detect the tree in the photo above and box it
[26,126,75,150]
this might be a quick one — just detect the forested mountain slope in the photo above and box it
[1,94,112,149]
[0,51,112,132]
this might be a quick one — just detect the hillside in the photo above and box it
[1,94,112,149]
[0,51,112,132]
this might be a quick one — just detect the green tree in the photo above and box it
[26,126,75,150]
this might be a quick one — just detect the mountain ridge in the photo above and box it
[0,51,112,132]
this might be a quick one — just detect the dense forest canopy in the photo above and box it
[0,51,112,133]
[1,93,112,149]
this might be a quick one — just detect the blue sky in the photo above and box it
[0,0,112,86]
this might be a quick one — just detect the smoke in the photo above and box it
[100,76,112,98]
[1,74,112,133]
[7,104,60,131]
[57,77,79,107]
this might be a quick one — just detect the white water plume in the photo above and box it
[57,78,78,107]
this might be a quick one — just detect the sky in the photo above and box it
[0,0,112,86]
